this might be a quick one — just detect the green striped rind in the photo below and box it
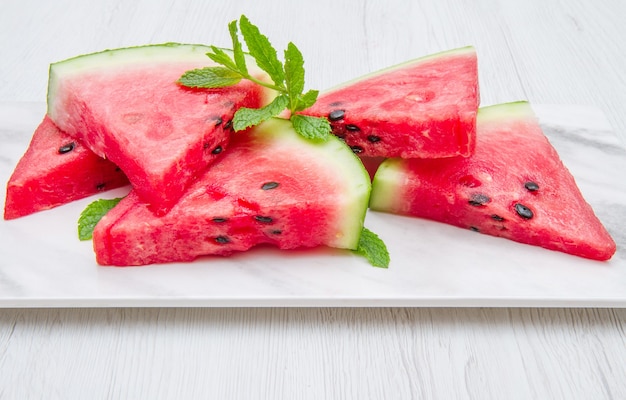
[477,101,534,123]
[255,118,371,250]
[369,158,407,213]
[322,46,476,92]
[46,43,276,115]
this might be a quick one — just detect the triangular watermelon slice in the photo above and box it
[93,119,371,266]
[47,43,276,215]
[303,46,479,159]
[369,101,616,260]
[4,116,128,220]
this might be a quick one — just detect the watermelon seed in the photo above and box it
[214,117,223,126]
[214,236,230,244]
[524,181,540,191]
[255,216,273,224]
[328,110,345,121]
[367,135,381,143]
[514,203,534,219]
[212,217,228,223]
[223,120,233,130]
[96,183,106,191]
[491,214,505,221]
[58,142,75,154]
[469,193,490,206]
[346,124,360,132]
[470,226,480,232]
[329,101,343,107]
[350,146,364,154]
[212,146,223,154]
[271,230,282,235]
[261,182,279,190]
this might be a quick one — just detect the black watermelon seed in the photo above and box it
[350,145,364,154]
[468,193,491,206]
[96,183,106,191]
[367,135,381,143]
[271,230,282,235]
[261,182,279,190]
[470,226,480,232]
[223,120,233,130]
[345,124,360,132]
[491,214,505,222]
[58,142,75,154]
[514,203,534,219]
[215,236,230,244]
[255,216,273,224]
[214,117,223,126]
[328,109,345,121]
[212,217,228,223]
[212,146,223,154]
[524,181,540,191]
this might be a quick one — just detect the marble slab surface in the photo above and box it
[0,102,624,307]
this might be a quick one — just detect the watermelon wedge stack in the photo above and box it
[2,38,616,265]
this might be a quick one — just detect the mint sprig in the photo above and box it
[178,15,331,141]
[353,227,390,268]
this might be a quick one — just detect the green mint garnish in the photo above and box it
[353,227,390,268]
[77,197,123,240]
[177,14,331,141]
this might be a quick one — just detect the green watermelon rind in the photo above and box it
[46,43,276,117]
[255,118,372,250]
[369,158,406,211]
[477,101,534,123]
[321,46,476,92]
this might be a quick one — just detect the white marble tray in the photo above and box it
[1,102,624,308]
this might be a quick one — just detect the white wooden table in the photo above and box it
[1,1,625,398]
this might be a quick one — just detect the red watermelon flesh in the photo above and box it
[93,118,371,266]
[4,116,128,220]
[302,46,479,159]
[369,102,616,261]
[47,43,275,215]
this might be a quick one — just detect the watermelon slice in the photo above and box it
[369,102,616,261]
[47,43,276,215]
[303,46,479,159]
[93,118,371,266]
[4,116,128,220]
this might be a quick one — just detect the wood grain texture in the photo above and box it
[1,0,626,398]
[0,308,625,399]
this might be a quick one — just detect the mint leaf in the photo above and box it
[178,67,242,88]
[78,198,123,241]
[206,46,237,72]
[353,227,390,268]
[228,20,248,75]
[233,95,289,131]
[284,42,305,111]
[239,15,284,87]
[295,89,319,112]
[290,114,331,141]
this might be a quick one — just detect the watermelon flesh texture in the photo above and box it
[303,46,479,159]
[370,102,616,261]
[4,116,128,220]
[47,43,275,215]
[94,118,371,266]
